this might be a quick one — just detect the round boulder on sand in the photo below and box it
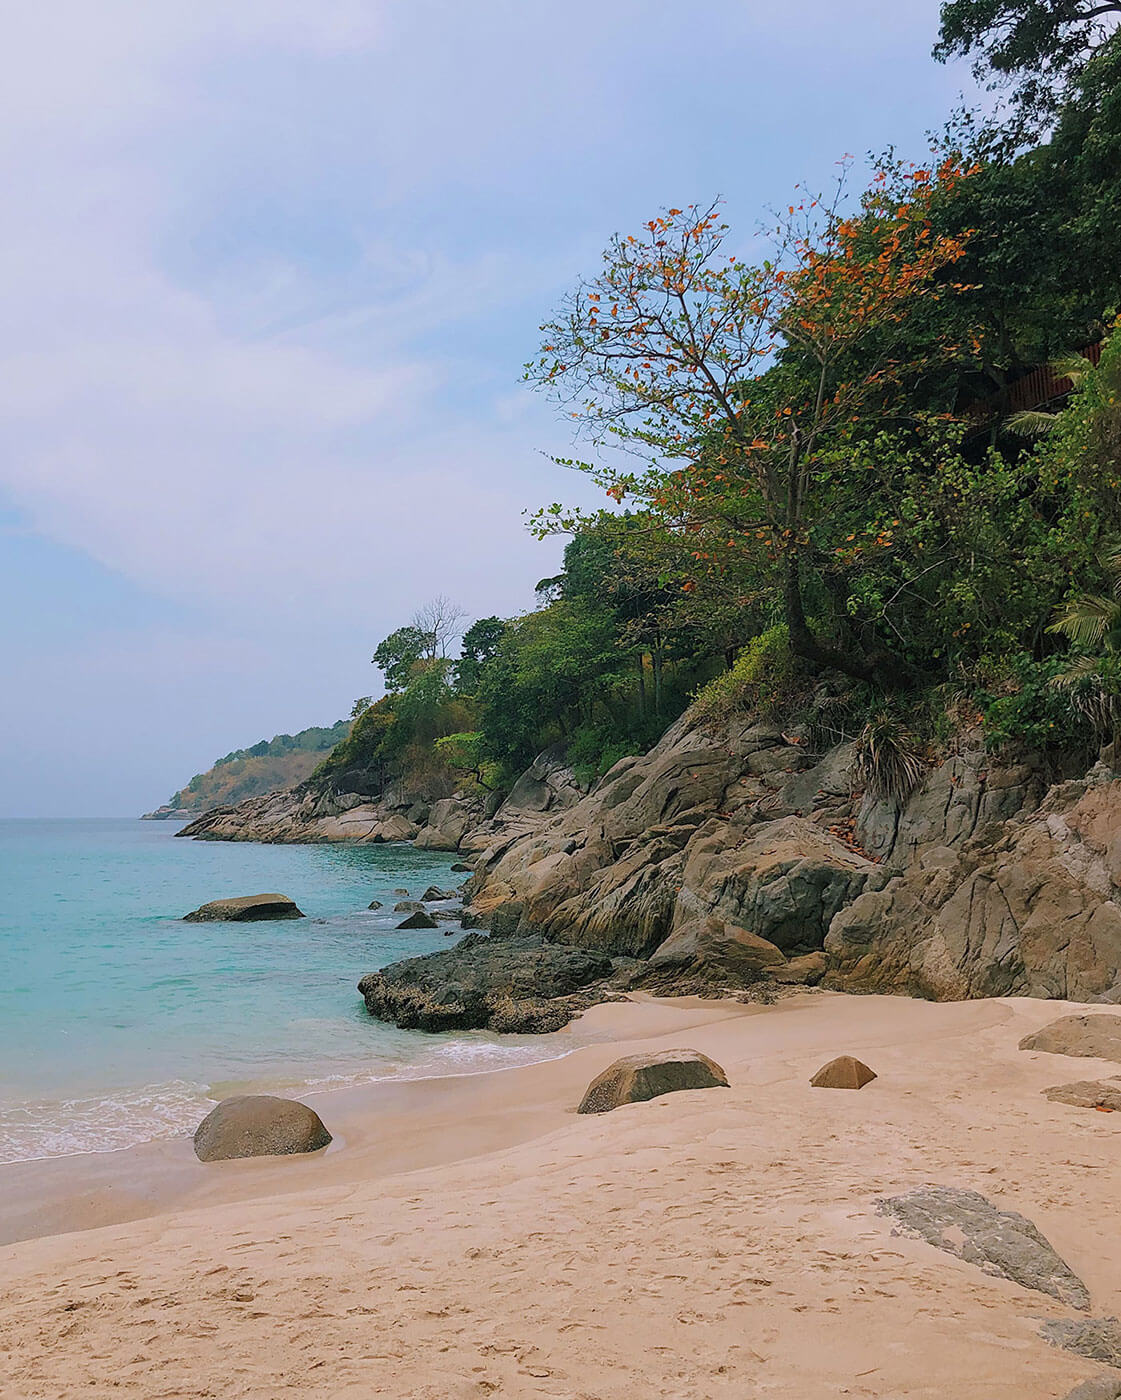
[1019,1015,1121,1062]
[577,1049,729,1115]
[810,1055,877,1090]
[193,1095,331,1162]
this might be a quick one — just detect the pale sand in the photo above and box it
[1,990,1120,1398]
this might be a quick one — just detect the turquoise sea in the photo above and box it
[0,820,557,1164]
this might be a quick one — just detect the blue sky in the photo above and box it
[0,1,979,817]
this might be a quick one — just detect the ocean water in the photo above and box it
[0,819,563,1164]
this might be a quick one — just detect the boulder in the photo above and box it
[358,933,614,1032]
[397,910,438,930]
[1019,1015,1121,1062]
[576,1049,729,1114]
[878,1186,1090,1309]
[193,1095,331,1162]
[451,862,473,873]
[393,888,410,896]
[367,900,383,910]
[649,916,787,983]
[183,893,304,922]
[1043,1079,1121,1112]
[1060,1375,1121,1400]
[393,900,424,913]
[810,1055,877,1090]
[421,885,455,902]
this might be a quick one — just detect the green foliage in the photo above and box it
[691,626,801,722]
[977,654,1095,752]
[169,720,351,810]
[372,626,429,692]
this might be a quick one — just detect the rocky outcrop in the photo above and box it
[357,934,617,1033]
[879,1186,1091,1310]
[193,1095,331,1161]
[825,771,1121,1002]
[1042,1319,1121,1369]
[576,1049,729,1114]
[183,893,304,922]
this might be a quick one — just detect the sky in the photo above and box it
[0,0,980,817]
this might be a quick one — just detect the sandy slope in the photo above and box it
[2,991,1120,1399]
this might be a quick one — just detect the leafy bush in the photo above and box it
[852,713,928,804]
[977,655,1094,755]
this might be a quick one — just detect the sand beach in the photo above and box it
[2,989,1120,1398]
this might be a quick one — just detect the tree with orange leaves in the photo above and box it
[527,161,976,683]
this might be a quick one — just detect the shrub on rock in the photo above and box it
[193,1095,331,1162]
[577,1049,729,1114]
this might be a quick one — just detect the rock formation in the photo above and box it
[193,1095,331,1161]
[576,1049,729,1114]
[183,893,304,922]
[1043,1080,1121,1111]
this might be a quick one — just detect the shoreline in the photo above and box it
[3,987,1120,1397]
[0,991,763,1247]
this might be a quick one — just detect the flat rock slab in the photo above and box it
[810,1055,877,1089]
[1044,1079,1121,1112]
[1042,1318,1121,1369]
[878,1186,1090,1310]
[1020,1015,1121,1062]
[183,893,304,922]
[193,1095,331,1162]
[577,1049,729,1115]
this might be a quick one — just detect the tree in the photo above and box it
[528,163,975,683]
[412,595,466,661]
[372,625,429,692]
[934,0,1121,141]
[455,616,508,693]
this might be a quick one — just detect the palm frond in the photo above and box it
[1046,594,1120,650]
[1004,408,1059,437]
[853,715,927,806]
[1050,354,1093,390]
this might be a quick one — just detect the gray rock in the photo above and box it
[1021,1016,1121,1062]
[396,910,438,930]
[393,900,424,913]
[393,888,410,896]
[878,1186,1090,1310]
[451,862,473,872]
[193,1095,331,1162]
[1059,1374,1121,1400]
[1041,1318,1121,1368]
[367,900,383,911]
[358,933,613,1033]
[577,1049,729,1114]
[420,885,455,902]
[183,893,304,922]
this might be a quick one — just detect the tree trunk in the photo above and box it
[636,654,646,719]
[783,546,876,684]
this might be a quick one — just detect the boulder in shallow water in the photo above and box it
[193,1095,331,1162]
[1019,1015,1121,1062]
[367,900,383,910]
[421,885,455,902]
[397,910,438,930]
[183,893,304,922]
[810,1055,877,1090]
[878,1185,1090,1309]
[577,1049,729,1114]
[393,900,423,913]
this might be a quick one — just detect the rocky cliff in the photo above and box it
[178,707,1121,1010]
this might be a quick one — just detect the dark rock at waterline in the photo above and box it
[421,885,455,902]
[396,910,438,930]
[183,893,304,923]
[367,900,383,910]
[577,1049,729,1114]
[393,888,409,896]
[450,862,473,873]
[393,900,423,913]
[358,933,614,1032]
[193,1095,331,1162]
[878,1186,1090,1309]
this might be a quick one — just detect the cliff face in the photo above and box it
[463,715,1121,1004]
